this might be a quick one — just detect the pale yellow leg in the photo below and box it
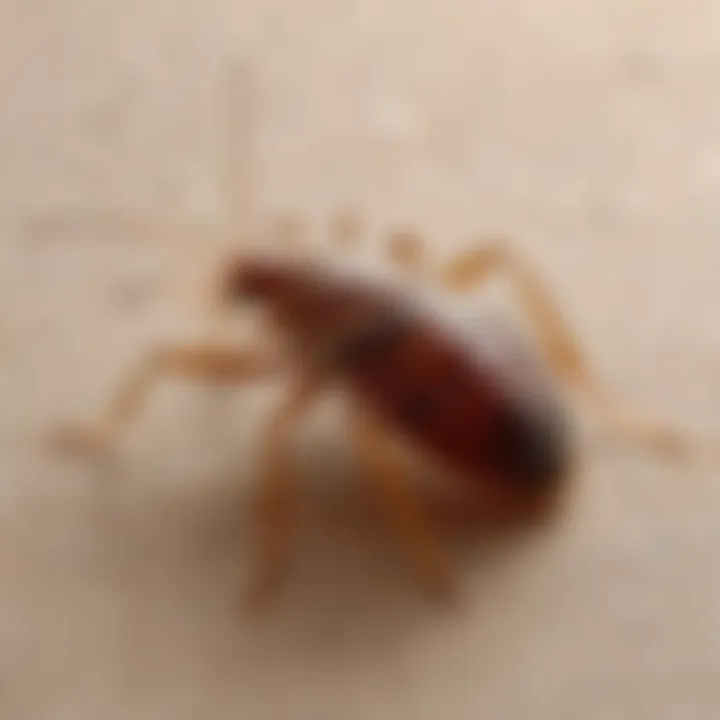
[330,210,363,251]
[267,212,307,252]
[49,345,283,455]
[220,62,258,235]
[247,374,323,609]
[441,240,687,456]
[384,227,428,280]
[350,411,452,599]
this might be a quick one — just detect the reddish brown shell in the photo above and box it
[228,253,572,504]
[338,307,572,494]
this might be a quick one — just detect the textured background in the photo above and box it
[3,1,720,718]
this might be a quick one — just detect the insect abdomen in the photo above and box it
[342,316,569,489]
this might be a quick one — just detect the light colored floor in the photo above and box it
[3,1,720,718]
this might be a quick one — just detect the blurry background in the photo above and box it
[2,1,720,718]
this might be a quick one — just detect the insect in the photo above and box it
[38,63,694,607]
[48,215,690,606]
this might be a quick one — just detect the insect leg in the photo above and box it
[350,411,452,599]
[330,209,363,250]
[247,374,323,609]
[441,241,688,456]
[385,227,428,279]
[220,62,257,236]
[48,345,284,455]
[266,212,308,252]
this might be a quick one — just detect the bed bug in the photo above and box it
[47,215,690,606]
[39,63,694,606]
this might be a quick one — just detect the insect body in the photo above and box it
[37,67,696,607]
[50,227,688,606]
[227,253,570,497]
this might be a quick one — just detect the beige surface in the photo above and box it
[3,1,720,718]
